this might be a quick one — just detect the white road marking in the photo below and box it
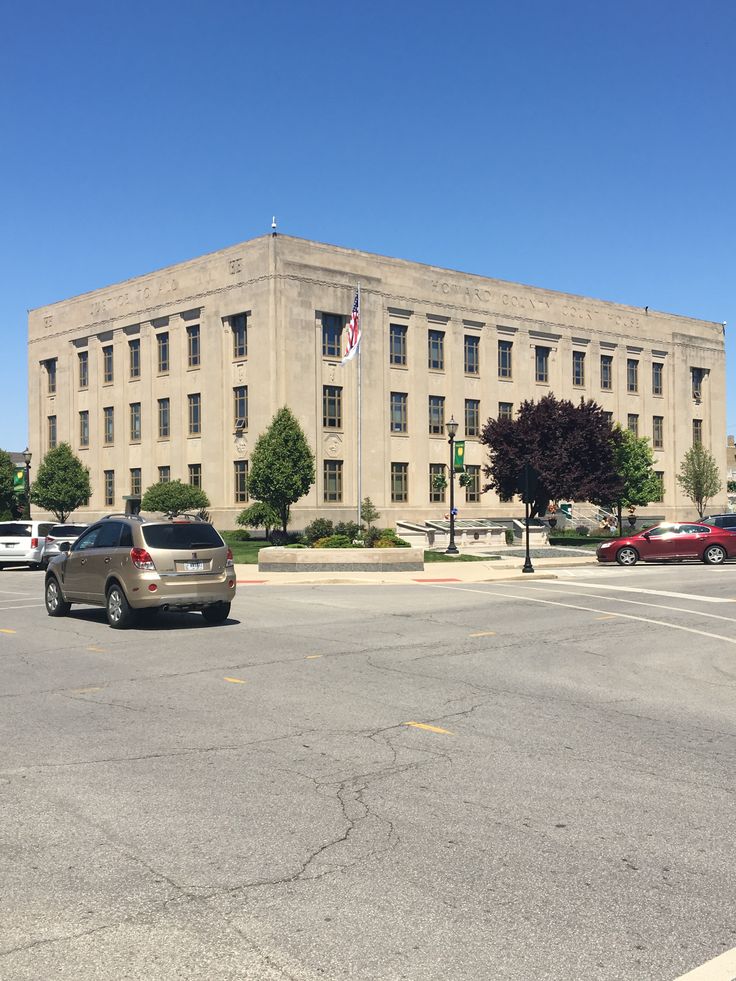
[510,581,735,604]
[0,603,45,611]
[674,945,736,979]
[426,584,736,646]
[501,584,736,624]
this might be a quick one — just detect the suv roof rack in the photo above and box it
[99,513,148,522]
[162,511,207,522]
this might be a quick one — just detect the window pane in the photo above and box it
[158,466,170,483]
[322,385,342,428]
[188,394,201,435]
[428,396,445,435]
[600,355,612,390]
[187,325,200,367]
[429,463,446,503]
[428,330,444,370]
[464,335,479,374]
[130,468,141,496]
[188,464,202,487]
[79,411,89,447]
[572,351,585,386]
[232,313,247,358]
[498,340,512,379]
[652,362,663,396]
[389,324,407,366]
[535,346,549,383]
[234,461,249,503]
[322,314,343,359]
[390,392,408,433]
[104,470,115,506]
[498,402,513,421]
[157,333,169,373]
[391,463,408,502]
[233,386,248,429]
[103,407,114,444]
[130,403,141,441]
[627,413,639,436]
[465,465,481,503]
[158,398,170,438]
[102,346,113,383]
[652,416,664,449]
[47,416,57,449]
[129,339,141,379]
[78,351,88,388]
[465,399,480,436]
[627,358,638,393]
[693,419,703,445]
[323,460,343,502]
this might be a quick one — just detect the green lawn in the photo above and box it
[424,551,499,563]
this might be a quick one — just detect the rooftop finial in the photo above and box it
[271,216,277,236]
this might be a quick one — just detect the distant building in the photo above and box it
[27,235,727,526]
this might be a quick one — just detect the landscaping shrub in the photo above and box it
[314,534,355,548]
[504,528,515,545]
[374,528,410,548]
[226,528,251,541]
[574,525,590,536]
[303,518,335,545]
[362,526,382,547]
[334,520,362,542]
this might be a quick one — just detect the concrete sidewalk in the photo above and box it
[234,552,598,585]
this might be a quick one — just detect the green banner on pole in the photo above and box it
[453,441,465,472]
[13,468,25,492]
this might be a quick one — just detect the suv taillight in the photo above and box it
[130,547,155,570]
[31,537,38,548]
[226,548,234,568]
[46,536,56,543]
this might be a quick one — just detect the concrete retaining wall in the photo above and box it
[258,546,424,573]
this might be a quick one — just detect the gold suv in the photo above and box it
[44,514,236,628]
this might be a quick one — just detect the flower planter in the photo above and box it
[258,546,424,573]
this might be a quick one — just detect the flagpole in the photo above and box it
[357,283,362,527]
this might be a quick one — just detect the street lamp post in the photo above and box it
[445,416,459,555]
[22,447,32,519]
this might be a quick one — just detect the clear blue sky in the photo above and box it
[2,0,734,451]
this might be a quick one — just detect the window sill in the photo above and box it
[232,358,248,366]
[187,434,202,440]
[187,365,201,372]
[129,439,141,445]
[498,376,513,383]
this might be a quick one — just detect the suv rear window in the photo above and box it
[50,525,88,537]
[142,523,224,551]
[0,523,33,536]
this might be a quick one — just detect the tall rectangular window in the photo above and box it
[103,406,114,444]
[188,393,202,435]
[390,324,407,366]
[157,332,169,373]
[652,416,664,450]
[78,351,88,389]
[234,461,249,503]
[231,313,247,358]
[652,362,663,396]
[187,325,201,367]
[603,411,614,426]
[693,419,703,445]
[535,346,550,383]
[627,413,639,436]
[188,463,202,488]
[129,338,141,379]
[46,358,57,394]
[79,410,89,448]
[233,386,248,429]
[600,354,613,390]
[428,395,445,435]
[47,415,57,449]
[390,392,408,433]
[428,330,444,370]
[653,471,665,502]
[322,385,342,429]
[158,398,170,438]
[104,470,115,507]
[130,468,141,496]
[322,313,343,359]
[691,367,705,399]
[391,463,408,503]
[464,335,480,375]
[465,465,481,504]
[498,401,513,421]
[429,463,446,503]
[102,346,113,384]
[129,403,141,442]
[627,358,639,393]
[323,460,343,502]
[465,398,480,436]
[572,350,585,386]
[158,465,170,483]
[498,340,513,379]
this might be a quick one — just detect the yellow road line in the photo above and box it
[224,677,247,684]
[469,630,496,637]
[404,721,454,735]
[0,628,16,634]
[595,615,617,620]
[304,654,322,659]
[87,646,106,653]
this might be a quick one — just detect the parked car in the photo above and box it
[44,513,236,628]
[0,520,55,570]
[42,523,89,568]
[596,522,736,566]
[701,513,736,531]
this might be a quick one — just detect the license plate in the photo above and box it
[185,561,204,572]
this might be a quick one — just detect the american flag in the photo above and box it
[341,290,361,364]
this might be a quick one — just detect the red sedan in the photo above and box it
[596,522,736,566]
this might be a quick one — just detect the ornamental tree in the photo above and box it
[141,479,210,516]
[29,443,92,522]
[480,395,623,518]
[0,449,15,517]
[248,407,315,535]
[612,427,663,532]
[677,443,722,518]
[236,501,280,541]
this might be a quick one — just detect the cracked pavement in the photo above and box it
[1,565,736,979]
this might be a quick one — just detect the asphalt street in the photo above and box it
[1,562,736,980]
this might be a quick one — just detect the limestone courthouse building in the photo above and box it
[28,235,727,527]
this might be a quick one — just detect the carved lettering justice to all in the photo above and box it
[89,278,178,318]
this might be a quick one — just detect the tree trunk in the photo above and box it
[617,502,623,538]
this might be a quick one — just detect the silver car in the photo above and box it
[42,523,89,568]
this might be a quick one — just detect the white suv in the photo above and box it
[0,520,55,570]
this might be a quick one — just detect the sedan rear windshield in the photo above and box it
[50,525,88,536]
[142,523,224,551]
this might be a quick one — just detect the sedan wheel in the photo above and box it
[703,544,726,566]
[45,577,71,617]
[615,546,639,567]
[106,584,136,629]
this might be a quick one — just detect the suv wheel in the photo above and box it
[46,577,71,617]
[202,602,231,625]
[106,583,136,629]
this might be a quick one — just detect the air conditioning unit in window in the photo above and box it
[234,418,247,434]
